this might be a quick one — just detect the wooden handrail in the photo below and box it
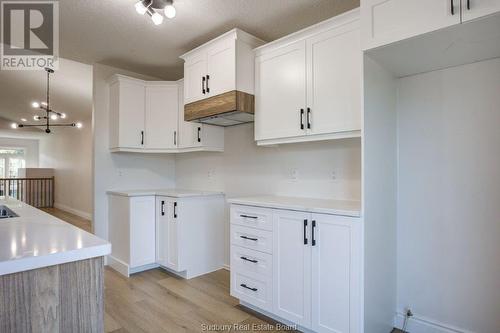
[0,177,54,208]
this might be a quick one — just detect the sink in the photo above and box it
[0,205,19,219]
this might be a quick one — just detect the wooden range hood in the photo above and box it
[184,90,255,127]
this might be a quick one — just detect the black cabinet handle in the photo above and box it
[312,220,316,246]
[240,284,258,292]
[197,127,201,143]
[173,202,177,218]
[240,214,258,219]
[307,107,311,129]
[161,200,165,216]
[202,76,206,94]
[240,256,258,263]
[240,235,258,241]
[300,109,304,130]
[206,75,210,93]
[141,130,144,145]
[303,219,308,245]
[174,131,177,146]
[451,0,455,15]
[467,0,470,10]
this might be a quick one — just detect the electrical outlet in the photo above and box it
[117,169,123,177]
[208,170,215,180]
[290,168,299,182]
[331,170,337,181]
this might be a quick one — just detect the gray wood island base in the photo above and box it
[0,257,104,333]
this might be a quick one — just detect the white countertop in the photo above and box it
[0,197,110,276]
[106,188,224,198]
[228,195,361,217]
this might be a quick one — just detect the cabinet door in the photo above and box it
[307,23,361,136]
[207,39,236,97]
[116,79,145,149]
[129,196,156,268]
[184,53,208,104]
[156,197,182,271]
[361,0,461,50]
[311,214,362,333]
[145,84,178,149]
[462,0,500,22]
[273,209,311,328]
[255,40,307,141]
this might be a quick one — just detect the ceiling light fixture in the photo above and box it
[12,68,82,134]
[135,0,175,24]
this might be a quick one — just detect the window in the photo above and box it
[0,149,26,178]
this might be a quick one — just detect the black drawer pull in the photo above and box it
[240,235,258,241]
[240,284,258,292]
[312,220,317,246]
[240,214,258,219]
[303,219,308,245]
[240,256,258,263]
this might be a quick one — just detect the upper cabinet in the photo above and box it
[108,75,223,153]
[255,9,361,146]
[362,0,500,50]
[180,29,266,126]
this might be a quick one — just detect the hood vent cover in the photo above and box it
[184,90,254,127]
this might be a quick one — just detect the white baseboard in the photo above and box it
[54,202,92,220]
[394,312,473,333]
[222,264,230,271]
[107,255,130,277]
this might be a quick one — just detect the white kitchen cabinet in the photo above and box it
[184,53,208,104]
[254,9,361,146]
[180,29,264,105]
[156,197,182,271]
[311,214,362,333]
[229,199,362,333]
[108,75,223,153]
[108,194,157,277]
[272,210,312,327]
[108,190,225,279]
[255,40,307,141]
[108,76,145,149]
[361,0,460,50]
[461,0,500,22]
[145,83,178,150]
[307,24,361,136]
[362,0,500,50]
[155,194,225,279]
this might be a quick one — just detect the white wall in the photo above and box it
[362,56,398,333]
[175,123,362,265]
[38,122,93,218]
[396,58,500,333]
[92,63,176,240]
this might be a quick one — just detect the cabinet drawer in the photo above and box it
[231,270,272,312]
[231,245,272,277]
[231,225,273,254]
[230,205,273,231]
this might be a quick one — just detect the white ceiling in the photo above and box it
[61,0,359,79]
[0,0,359,125]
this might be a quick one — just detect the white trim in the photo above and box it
[394,312,474,333]
[222,264,230,271]
[106,255,130,277]
[54,202,92,220]
[256,130,361,147]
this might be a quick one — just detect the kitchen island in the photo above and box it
[0,197,111,332]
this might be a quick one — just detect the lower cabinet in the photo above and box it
[230,204,362,333]
[155,195,225,279]
[108,192,224,279]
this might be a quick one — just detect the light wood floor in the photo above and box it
[41,207,92,232]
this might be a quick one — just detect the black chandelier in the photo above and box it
[12,68,82,134]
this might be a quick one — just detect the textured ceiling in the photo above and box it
[60,0,359,79]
